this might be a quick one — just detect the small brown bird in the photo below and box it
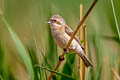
[47,14,93,67]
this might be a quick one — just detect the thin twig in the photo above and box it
[48,0,98,80]
[79,4,83,80]
[82,24,87,80]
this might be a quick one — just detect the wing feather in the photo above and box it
[65,25,84,50]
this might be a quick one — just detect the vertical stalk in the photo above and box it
[79,4,83,80]
[82,24,87,80]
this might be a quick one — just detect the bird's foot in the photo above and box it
[59,55,65,61]
[63,48,69,53]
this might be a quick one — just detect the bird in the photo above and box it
[47,14,93,67]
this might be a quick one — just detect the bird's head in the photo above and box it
[47,14,66,28]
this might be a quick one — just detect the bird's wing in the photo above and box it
[65,25,84,50]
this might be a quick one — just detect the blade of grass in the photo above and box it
[27,45,41,80]
[34,64,75,80]
[60,54,76,80]
[41,50,52,69]
[47,24,58,68]
[0,43,13,80]
[0,42,5,80]
[29,23,42,80]
[1,16,34,80]
[0,75,3,80]
[110,0,120,41]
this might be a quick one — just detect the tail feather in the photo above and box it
[81,54,93,67]
[77,52,93,67]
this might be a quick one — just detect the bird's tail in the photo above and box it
[77,52,93,67]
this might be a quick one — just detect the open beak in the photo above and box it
[46,21,51,24]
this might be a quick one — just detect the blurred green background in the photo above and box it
[0,0,120,80]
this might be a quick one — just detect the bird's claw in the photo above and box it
[63,48,69,53]
[59,55,65,61]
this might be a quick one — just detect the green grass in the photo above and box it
[2,16,34,80]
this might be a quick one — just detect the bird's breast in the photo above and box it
[51,28,82,52]
[51,28,67,48]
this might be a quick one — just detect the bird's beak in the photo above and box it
[46,21,51,24]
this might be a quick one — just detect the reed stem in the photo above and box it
[82,24,87,80]
[79,4,83,80]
